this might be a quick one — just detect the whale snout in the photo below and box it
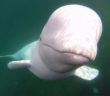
[62,42,97,63]
[61,45,97,65]
[41,40,97,65]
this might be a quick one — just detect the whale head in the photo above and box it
[38,5,102,73]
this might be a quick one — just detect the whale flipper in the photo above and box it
[8,60,31,69]
[74,65,99,80]
[8,59,99,80]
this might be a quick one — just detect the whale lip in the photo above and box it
[62,52,91,65]
[41,42,91,65]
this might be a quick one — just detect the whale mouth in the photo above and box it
[40,42,91,65]
[61,52,90,65]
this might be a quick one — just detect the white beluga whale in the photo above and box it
[2,4,102,80]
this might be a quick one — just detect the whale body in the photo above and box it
[7,4,102,80]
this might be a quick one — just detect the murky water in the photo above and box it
[0,0,110,96]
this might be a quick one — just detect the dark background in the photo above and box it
[0,0,110,96]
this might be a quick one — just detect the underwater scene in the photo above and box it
[0,0,110,96]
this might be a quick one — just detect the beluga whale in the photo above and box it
[2,4,102,80]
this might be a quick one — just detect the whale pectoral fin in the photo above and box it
[73,65,99,81]
[8,60,31,69]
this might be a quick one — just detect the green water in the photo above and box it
[0,0,110,96]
